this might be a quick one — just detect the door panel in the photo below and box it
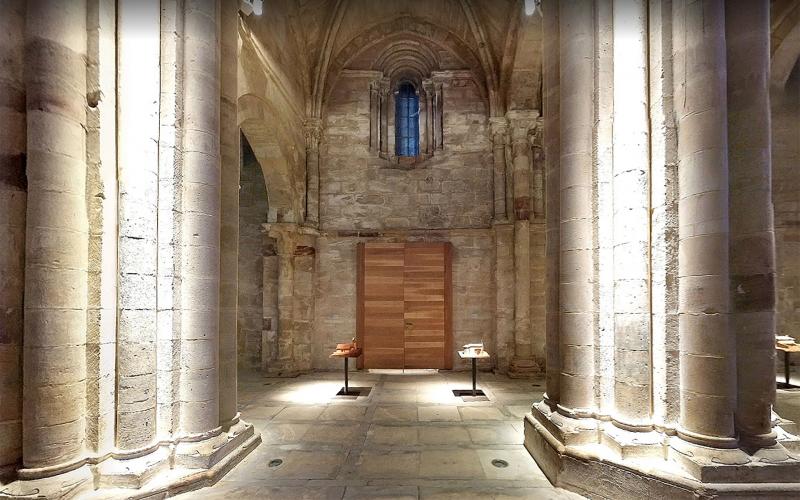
[403,245,446,369]
[361,244,405,369]
[358,242,452,370]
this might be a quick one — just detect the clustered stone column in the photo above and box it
[542,0,561,408]
[304,118,322,227]
[610,0,651,431]
[22,0,90,471]
[489,117,509,222]
[219,0,241,428]
[0,0,26,472]
[525,1,796,497]
[508,111,540,377]
[556,0,596,417]
[4,1,259,496]
[673,0,736,449]
[726,0,777,451]
[116,0,160,449]
[265,223,317,375]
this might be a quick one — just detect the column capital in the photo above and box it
[489,116,508,138]
[506,110,540,144]
[303,118,322,149]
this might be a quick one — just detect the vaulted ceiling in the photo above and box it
[243,0,542,118]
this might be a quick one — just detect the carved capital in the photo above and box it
[303,118,322,149]
[506,110,540,147]
[489,117,508,146]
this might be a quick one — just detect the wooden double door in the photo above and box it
[357,242,452,370]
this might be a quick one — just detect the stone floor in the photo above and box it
[178,370,584,499]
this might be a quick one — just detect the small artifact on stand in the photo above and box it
[453,342,490,400]
[330,338,368,397]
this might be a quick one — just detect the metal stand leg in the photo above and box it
[786,351,791,387]
[344,357,349,394]
[472,358,477,396]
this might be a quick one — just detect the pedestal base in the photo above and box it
[507,357,542,378]
[524,402,800,499]
[1,419,260,499]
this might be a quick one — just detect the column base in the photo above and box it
[524,401,800,500]
[1,420,260,499]
[507,357,543,378]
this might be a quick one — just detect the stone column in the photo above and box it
[116,0,160,449]
[304,118,322,227]
[542,0,561,407]
[648,0,680,434]
[180,0,221,435]
[726,0,777,449]
[611,0,652,430]
[261,239,280,371]
[369,81,379,152]
[85,0,118,457]
[434,83,444,150]
[423,80,435,155]
[156,0,184,440]
[490,117,509,222]
[379,79,389,156]
[558,0,596,416]
[530,120,545,221]
[509,112,538,376]
[673,0,736,448]
[219,0,240,427]
[0,0,26,470]
[495,224,515,373]
[22,0,89,469]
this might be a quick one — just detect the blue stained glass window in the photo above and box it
[395,82,419,157]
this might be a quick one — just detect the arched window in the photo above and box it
[395,82,419,157]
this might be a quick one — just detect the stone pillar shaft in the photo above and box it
[542,0,561,407]
[434,83,444,150]
[304,120,321,227]
[156,0,184,440]
[22,0,89,469]
[726,0,776,448]
[219,0,239,427]
[424,81,435,155]
[116,0,160,449]
[511,119,535,364]
[673,0,736,448]
[180,0,221,435]
[557,0,596,416]
[0,0,26,470]
[379,82,389,155]
[611,0,652,430]
[648,0,680,433]
[490,118,508,222]
[369,83,379,152]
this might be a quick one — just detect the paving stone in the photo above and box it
[459,407,506,421]
[418,406,461,422]
[373,405,418,422]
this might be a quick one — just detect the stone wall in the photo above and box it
[320,72,493,231]
[773,65,800,340]
[313,69,504,371]
[237,138,269,369]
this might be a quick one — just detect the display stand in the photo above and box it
[777,342,800,389]
[453,350,490,399]
[330,346,366,396]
